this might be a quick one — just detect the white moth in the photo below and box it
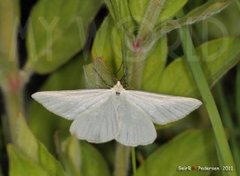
[32,81,202,147]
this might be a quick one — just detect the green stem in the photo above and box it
[137,0,166,41]
[128,56,143,89]
[131,147,136,176]
[215,83,240,175]
[128,0,166,88]
[0,0,23,142]
[1,73,24,142]
[178,25,237,176]
[114,144,130,176]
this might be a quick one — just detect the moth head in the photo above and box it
[113,81,125,95]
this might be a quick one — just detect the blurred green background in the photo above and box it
[0,0,240,176]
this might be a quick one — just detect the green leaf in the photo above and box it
[92,16,169,88]
[80,142,110,176]
[158,37,240,97]
[136,129,217,176]
[38,143,66,176]
[0,0,19,83]
[108,0,134,30]
[91,16,115,70]
[12,116,66,176]
[61,137,110,176]
[141,36,167,92]
[61,137,81,176]
[159,0,187,21]
[129,0,187,24]
[158,58,195,96]
[28,55,87,149]
[91,16,123,78]
[26,0,103,74]
[14,114,39,161]
[195,3,240,39]
[155,0,232,39]
[8,145,49,176]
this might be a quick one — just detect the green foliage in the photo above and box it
[141,36,167,92]
[26,0,103,74]
[91,16,116,72]
[155,0,233,38]
[194,2,240,39]
[83,58,115,88]
[61,137,110,176]
[159,37,240,96]
[9,116,66,176]
[8,145,49,176]
[179,18,238,175]
[28,55,86,149]
[136,130,217,176]
[1,0,239,175]
[129,0,188,23]
[0,0,19,84]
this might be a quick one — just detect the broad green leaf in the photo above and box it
[26,0,102,74]
[129,0,187,24]
[61,137,110,176]
[80,142,110,176]
[91,16,123,78]
[8,145,49,176]
[28,55,87,149]
[141,36,167,92]
[38,143,66,176]
[158,37,240,97]
[155,0,232,39]
[110,22,125,75]
[91,16,115,71]
[0,0,19,83]
[13,116,66,176]
[14,115,39,161]
[136,129,217,176]
[158,58,195,96]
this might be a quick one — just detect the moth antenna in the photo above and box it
[119,33,129,88]
[93,66,112,88]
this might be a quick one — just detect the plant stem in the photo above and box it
[114,144,130,176]
[215,83,240,175]
[128,0,166,88]
[137,0,166,41]
[131,147,136,176]
[178,25,237,176]
[1,73,24,142]
[0,0,23,142]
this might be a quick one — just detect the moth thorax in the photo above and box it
[113,81,124,95]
